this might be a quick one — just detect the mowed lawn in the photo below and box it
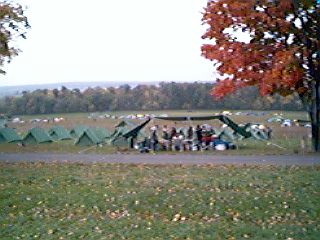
[0,163,319,239]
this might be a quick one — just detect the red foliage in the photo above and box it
[201,0,313,99]
[211,79,236,99]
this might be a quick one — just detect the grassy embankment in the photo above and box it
[0,163,319,239]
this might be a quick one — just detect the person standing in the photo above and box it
[196,125,202,145]
[162,125,170,150]
[150,126,159,152]
[169,127,177,140]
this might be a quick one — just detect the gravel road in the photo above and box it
[0,153,319,166]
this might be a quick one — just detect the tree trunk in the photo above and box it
[309,81,320,152]
[292,0,320,152]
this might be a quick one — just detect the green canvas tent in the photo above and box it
[115,120,127,128]
[48,125,72,140]
[0,119,7,128]
[115,120,135,128]
[109,120,136,139]
[23,127,53,144]
[91,127,110,141]
[109,119,151,147]
[74,128,102,146]
[109,121,130,140]
[112,136,131,148]
[122,119,150,139]
[0,128,22,143]
[70,125,88,138]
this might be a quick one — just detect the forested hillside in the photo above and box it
[0,82,304,115]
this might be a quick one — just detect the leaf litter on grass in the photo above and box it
[0,163,319,239]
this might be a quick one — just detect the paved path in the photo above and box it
[0,153,319,166]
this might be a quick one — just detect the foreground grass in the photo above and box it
[0,163,319,239]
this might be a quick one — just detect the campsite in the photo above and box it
[0,110,313,154]
[0,111,311,155]
[1,111,319,239]
[1,0,320,239]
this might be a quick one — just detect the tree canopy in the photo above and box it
[0,1,29,74]
[202,0,319,98]
[202,0,320,150]
[0,83,304,115]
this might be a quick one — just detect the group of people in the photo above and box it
[137,124,233,153]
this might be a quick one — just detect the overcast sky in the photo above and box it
[0,0,218,86]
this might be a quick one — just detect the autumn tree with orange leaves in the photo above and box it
[202,0,320,151]
[0,1,29,74]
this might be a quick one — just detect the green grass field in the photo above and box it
[1,110,311,155]
[0,163,319,239]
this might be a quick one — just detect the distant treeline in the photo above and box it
[0,82,304,115]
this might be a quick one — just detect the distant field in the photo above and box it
[1,110,311,155]
[0,163,319,239]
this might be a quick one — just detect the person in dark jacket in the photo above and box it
[150,127,158,152]
[169,127,177,140]
[196,125,202,144]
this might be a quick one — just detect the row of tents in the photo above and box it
[0,115,273,148]
[0,119,150,147]
[0,125,111,146]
